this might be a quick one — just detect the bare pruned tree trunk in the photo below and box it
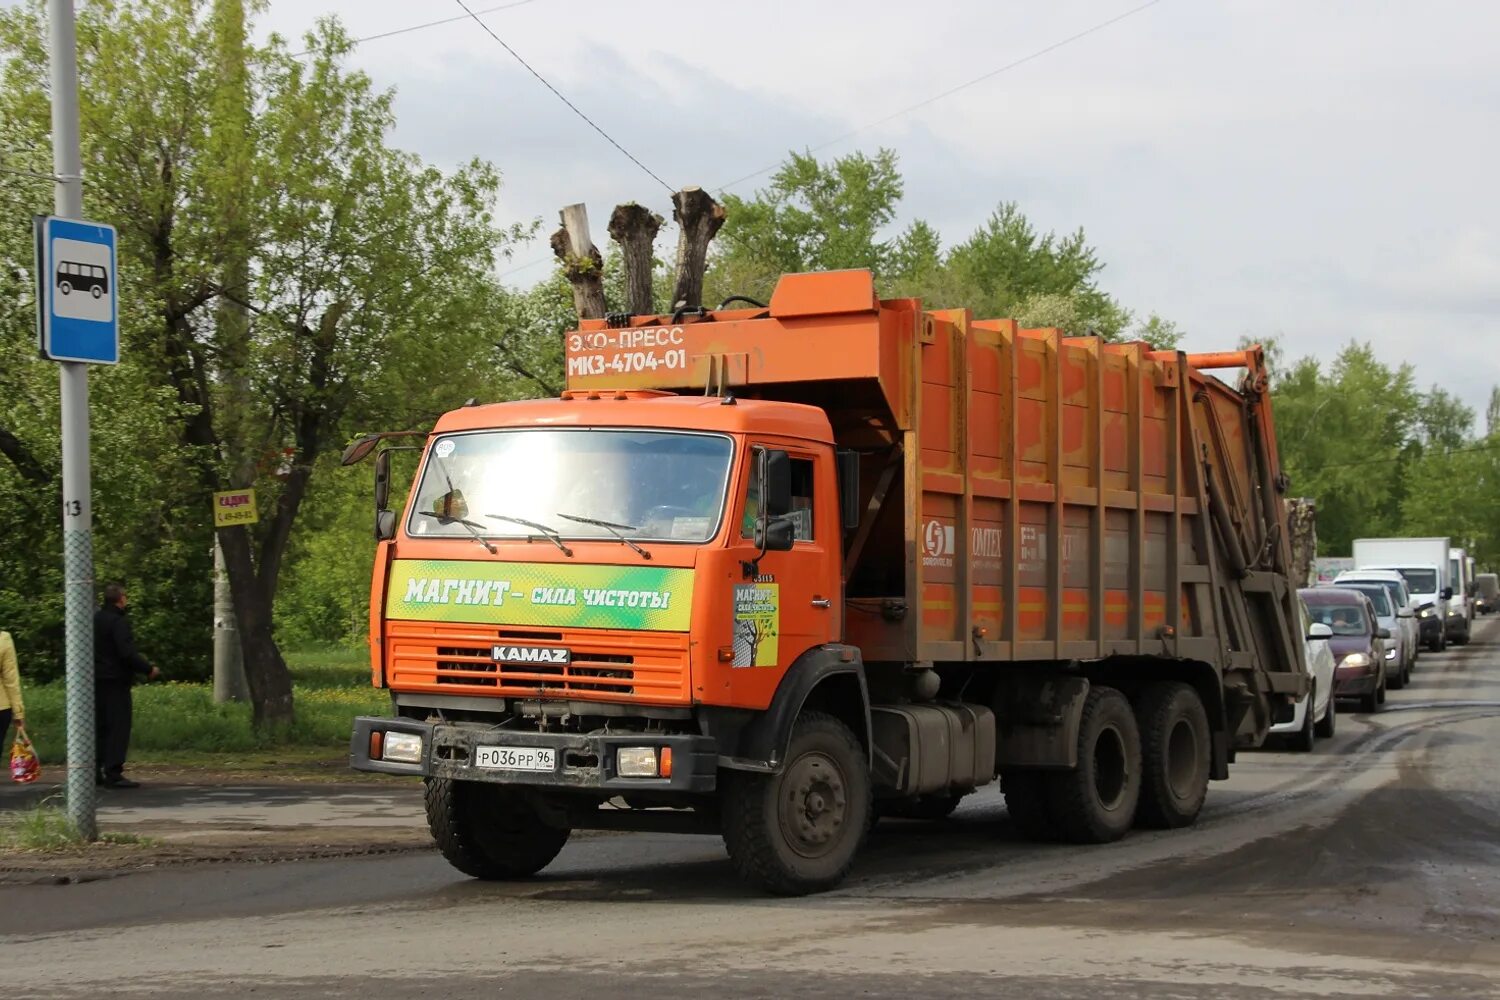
[670,187,725,310]
[550,203,607,320]
[608,202,662,316]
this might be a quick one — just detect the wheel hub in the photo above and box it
[780,753,848,857]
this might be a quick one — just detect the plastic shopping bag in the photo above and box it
[10,729,39,783]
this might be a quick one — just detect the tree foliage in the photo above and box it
[708,149,1179,347]
[0,1,530,723]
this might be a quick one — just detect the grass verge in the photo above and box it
[20,647,387,766]
[0,796,155,852]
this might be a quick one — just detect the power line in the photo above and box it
[1300,441,1500,474]
[452,0,674,194]
[290,0,542,59]
[0,163,65,183]
[714,0,1165,193]
[496,1,1165,281]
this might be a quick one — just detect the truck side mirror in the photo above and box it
[760,449,793,518]
[756,517,796,552]
[375,509,397,541]
[374,448,392,511]
[1442,586,1454,601]
[836,449,861,532]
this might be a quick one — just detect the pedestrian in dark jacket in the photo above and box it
[93,583,158,788]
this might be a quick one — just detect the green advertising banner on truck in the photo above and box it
[384,559,694,631]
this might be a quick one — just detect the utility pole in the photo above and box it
[210,0,250,704]
[48,0,96,841]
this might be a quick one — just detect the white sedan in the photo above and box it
[1271,596,1338,751]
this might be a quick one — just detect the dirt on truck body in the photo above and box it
[347,268,1308,894]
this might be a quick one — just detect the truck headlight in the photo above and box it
[617,747,660,778]
[382,731,423,764]
[1448,607,1462,617]
[1418,607,1433,619]
[1341,653,1370,669]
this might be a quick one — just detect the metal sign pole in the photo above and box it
[48,0,96,841]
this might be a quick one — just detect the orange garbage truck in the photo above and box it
[346,269,1307,894]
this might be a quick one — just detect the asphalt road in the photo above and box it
[6,619,1500,998]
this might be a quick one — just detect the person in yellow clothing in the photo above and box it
[0,630,24,750]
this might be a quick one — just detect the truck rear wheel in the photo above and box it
[1048,686,1141,843]
[721,711,871,896]
[1001,770,1057,841]
[1134,682,1211,828]
[424,778,570,880]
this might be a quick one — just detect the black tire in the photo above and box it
[1377,670,1387,705]
[1048,686,1142,843]
[1314,689,1336,739]
[1290,689,1316,753]
[1358,686,1379,713]
[721,711,871,896]
[424,778,570,880]
[58,280,72,295]
[1453,625,1470,647]
[1001,770,1058,841]
[1135,682,1211,828]
[880,792,965,821]
[1388,661,1405,690]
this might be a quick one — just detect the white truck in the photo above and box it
[1448,547,1474,644]
[1352,537,1453,652]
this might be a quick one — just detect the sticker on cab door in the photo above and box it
[732,584,779,667]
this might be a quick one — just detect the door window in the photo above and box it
[741,451,816,542]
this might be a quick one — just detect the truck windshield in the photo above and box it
[406,429,733,544]
[1395,568,1438,594]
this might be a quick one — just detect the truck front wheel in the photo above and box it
[721,711,871,896]
[1048,686,1142,843]
[1134,682,1211,829]
[424,778,570,880]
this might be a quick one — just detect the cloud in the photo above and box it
[252,0,1500,410]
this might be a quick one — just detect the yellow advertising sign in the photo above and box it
[213,488,258,528]
[385,559,694,632]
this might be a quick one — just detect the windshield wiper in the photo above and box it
[485,514,573,557]
[557,512,652,561]
[414,510,496,554]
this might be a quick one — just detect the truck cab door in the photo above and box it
[731,446,838,669]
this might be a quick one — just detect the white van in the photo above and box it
[1448,547,1474,645]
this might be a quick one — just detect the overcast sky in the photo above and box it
[204,2,1500,418]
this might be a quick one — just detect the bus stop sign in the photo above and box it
[35,215,119,365]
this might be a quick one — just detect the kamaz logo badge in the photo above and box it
[492,645,571,665]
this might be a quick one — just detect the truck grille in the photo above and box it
[386,621,690,704]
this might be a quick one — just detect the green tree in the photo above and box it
[0,1,529,723]
[1270,342,1422,556]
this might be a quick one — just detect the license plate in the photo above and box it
[474,746,556,772]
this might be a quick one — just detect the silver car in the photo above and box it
[1335,570,1418,681]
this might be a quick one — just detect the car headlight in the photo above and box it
[1341,653,1371,669]
[1384,647,1397,660]
[1448,607,1462,617]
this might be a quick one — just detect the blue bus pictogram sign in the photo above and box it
[35,215,119,365]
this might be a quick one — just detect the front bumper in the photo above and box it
[1419,616,1442,640]
[349,716,719,794]
[1333,669,1377,697]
